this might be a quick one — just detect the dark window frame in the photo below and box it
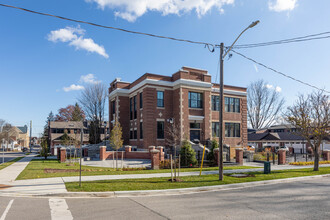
[225,122,240,137]
[157,121,165,139]
[140,92,143,109]
[133,96,137,119]
[225,97,240,113]
[212,122,220,137]
[189,92,203,108]
[140,122,143,139]
[211,95,219,111]
[157,91,164,107]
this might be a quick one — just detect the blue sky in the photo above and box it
[0,0,329,136]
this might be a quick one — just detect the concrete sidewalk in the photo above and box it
[1,157,330,197]
[0,154,36,185]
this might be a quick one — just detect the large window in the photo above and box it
[140,122,143,139]
[212,95,219,111]
[225,123,240,137]
[134,130,137,139]
[157,91,164,107]
[212,122,219,137]
[129,98,133,120]
[225,97,240,113]
[189,92,203,108]
[157,121,164,139]
[111,101,116,114]
[133,96,137,119]
[140,92,143,109]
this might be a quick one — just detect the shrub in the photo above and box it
[160,159,179,169]
[289,160,330,166]
[180,139,197,167]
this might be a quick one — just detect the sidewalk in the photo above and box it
[1,157,330,197]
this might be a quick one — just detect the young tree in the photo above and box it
[286,91,329,171]
[110,120,123,170]
[247,80,285,129]
[165,119,181,179]
[79,83,107,144]
[40,136,48,160]
[207,138,219,163]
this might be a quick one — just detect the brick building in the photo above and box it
[109,67,247,151]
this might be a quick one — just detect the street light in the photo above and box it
[218,20,259,181]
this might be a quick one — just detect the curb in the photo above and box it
[1,174,329,198]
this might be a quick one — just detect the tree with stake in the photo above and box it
[165,119,181,180]
[110,119,123,170]
[286,91,329,171]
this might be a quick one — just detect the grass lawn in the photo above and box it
[0,157,24,171]
[16,159,259,180]
[65,167,330,192]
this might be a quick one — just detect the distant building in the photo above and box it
[0,125,29,151]
[108,66,248,156]
[49,121,109,154]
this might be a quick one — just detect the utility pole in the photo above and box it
[218,21,259,181]
[219,43,224,180]
[29,120,32,153]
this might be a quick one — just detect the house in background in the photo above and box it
[108,66,247,158]
[248,124,330,153]
[49,121,109,155]
[0,125,29,151]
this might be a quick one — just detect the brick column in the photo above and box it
[83,148,88,157]
[235,148,243,165]
[278,150,286,165]
[100,146,106,161]
[156,146,164,161]
[60,147,66,163]
[51,147,54,156]
[150,149,160,170]
[214,148,219,166]
[323,150,330,161]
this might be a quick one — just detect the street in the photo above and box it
[0,176,329,220]
[0,152,26,164]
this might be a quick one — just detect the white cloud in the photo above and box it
[265,84,273,89]
[80,74,101,84]
[275,86,282,93]
[268,0,298,12]
[47,26,109,58]
[86,0,235,22]
[63,84,85,92]
[254,64,259,73]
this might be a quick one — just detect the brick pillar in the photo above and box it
[236,148,243,165]
[57,147,61,160]
[156,146,164,161]
[83,148,88,157]
[278,150,286,165]
[60,147,66,163]
[100,146,106,161]
[323,150,330,161]
[150,149,160,170]
[125,145,132,153]
[214,148,219,166]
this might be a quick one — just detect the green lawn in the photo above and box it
[65,167,330,192]
[16,159,259,180]
[0,157,24,170]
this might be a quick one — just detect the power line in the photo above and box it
[230,49,330,94]
[232,32,330,49]
[0,3,216,48]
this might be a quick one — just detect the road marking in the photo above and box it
[0,199,14,220]
[49,199,73,220]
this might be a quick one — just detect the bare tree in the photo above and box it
[247,80,285,129]
[165,119,181,180]
[286,91,330,171]
[79,83,108,144]
[0,119,5,132]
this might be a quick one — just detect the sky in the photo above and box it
[0,0,329,136]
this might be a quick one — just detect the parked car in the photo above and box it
[22,147,28,152]
[275,146,289,152]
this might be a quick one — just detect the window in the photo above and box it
[212,95,219,111]
[225,123,240,137]
[190,123,200,129]
[134,130,137,139]
[140,122,143,139]
[225,97,240,113]
[212,122,219,137]
[157,121,164,139]
[129,130,133,139]
[129,98,133,120]
[133,96,137,119]
[111,101,116,114]
[140,92,143,109]
[189,92,203,108]
[157,91,164,107]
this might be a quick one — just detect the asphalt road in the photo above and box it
[0,152,26,164]
[0,176,329,220]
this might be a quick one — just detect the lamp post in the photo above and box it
[218,21,259,181]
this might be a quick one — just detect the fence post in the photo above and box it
[272,153,275,165]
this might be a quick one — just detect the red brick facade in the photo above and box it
[109,67,247,151]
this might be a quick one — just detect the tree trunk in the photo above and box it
[314,145,319,171]
[116,149,118,170]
